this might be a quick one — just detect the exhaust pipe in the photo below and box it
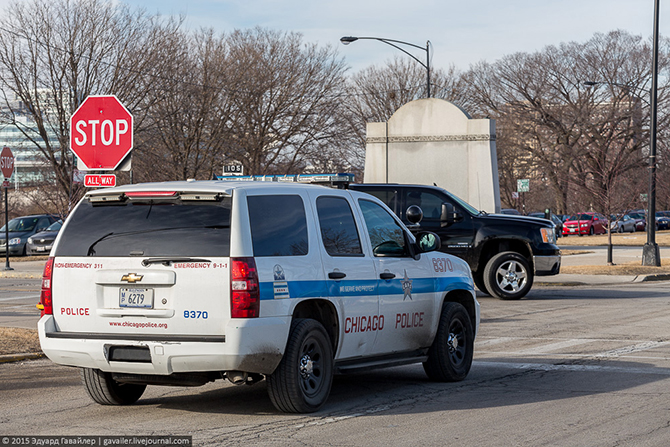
[227,371,248,385]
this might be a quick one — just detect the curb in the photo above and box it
[636,273,670,282]
[0,352,45,363]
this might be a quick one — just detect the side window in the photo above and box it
[403,190,444,222]
[354,189,398,213]
[358,199,409,257]
[316,196,363,256]
[248,195,308,256]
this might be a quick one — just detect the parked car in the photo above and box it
[655,212,670,230]
[627,211,647,231]
[528,212,564,237]
[562,212,608,236]
[26,220,63,255]
[0,214,59,256]
[610,214,636,233]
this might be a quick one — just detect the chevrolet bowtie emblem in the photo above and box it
[121,273,144,283]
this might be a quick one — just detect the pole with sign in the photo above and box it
[1,147,14,271]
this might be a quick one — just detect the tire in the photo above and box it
[589,226,594,235]
[472,270,490,296]
[80,368,146,405]
[423,302,474,382]
[267,319,333,413]
[483,251,533,300]
[617,226,623,233]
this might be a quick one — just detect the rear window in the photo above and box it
[55,197,231,257]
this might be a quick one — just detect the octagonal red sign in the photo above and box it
[70,95,133,170]
[0,146,14,178]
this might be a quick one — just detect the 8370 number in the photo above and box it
[184,310,208,319]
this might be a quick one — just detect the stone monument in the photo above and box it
[364,98,500,213]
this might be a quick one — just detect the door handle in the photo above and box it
[328,271,346,279]
[379,272,396,280]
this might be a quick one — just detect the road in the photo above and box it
[2,281,670,446]
[0,278,41,329]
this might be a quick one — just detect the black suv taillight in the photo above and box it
[231,257,260,318]
[37,257,54,317]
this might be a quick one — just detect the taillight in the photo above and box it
[37,257,54,317]
[231,257,259,318]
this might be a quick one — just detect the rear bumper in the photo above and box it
[38,315,290,375]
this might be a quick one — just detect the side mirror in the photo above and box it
[406,205,423,224]
[416,231,441,253]
[440,203,462,227]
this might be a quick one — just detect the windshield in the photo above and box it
[0,217,39,232]
[568,214,593,221]
[55,196,232,257]
[445,191,480,215]
[46,220,62,231]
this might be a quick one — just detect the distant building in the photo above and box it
[0,92,63,189]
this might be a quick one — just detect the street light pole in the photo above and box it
[643,0,661,266]
[340,36,431,98]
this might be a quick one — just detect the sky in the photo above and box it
[0,0,665,73]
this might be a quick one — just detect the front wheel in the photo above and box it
[80,368,146,405]
[472,270,489,296]
[267,319,333,413]
[423,302,474,382]
[483,251,533,300]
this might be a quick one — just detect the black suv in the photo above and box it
[350,184,561,300]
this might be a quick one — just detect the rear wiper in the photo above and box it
[141,257,212,267]
[86,226,229,256]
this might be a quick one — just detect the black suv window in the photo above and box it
[403,190,444,222]
[55,197,232,257]
[358,199,408,257]
[316,196,363,256]
[248,195,308,257]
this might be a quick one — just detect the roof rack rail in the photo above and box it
[213,173,355,189]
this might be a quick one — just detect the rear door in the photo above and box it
[51,191,232,339]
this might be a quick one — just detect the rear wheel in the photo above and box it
[267,318,333,413]
[589,226,595,235]
[423,302,474,381]
[483,251,533,300]
[80,368,146,405]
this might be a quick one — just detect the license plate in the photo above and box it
[570,229,576,232]
[36,247,46,252]
[119,288,154,308]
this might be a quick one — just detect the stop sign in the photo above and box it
[0,147,14,178]
[70,95,133,170]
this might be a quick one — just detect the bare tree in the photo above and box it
[464,30,670,217]
[0,0,181,213]
[342,57,469,179]
[133,29,232,182]
[220,27,352,176]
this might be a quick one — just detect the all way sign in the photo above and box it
[84,174,116,187]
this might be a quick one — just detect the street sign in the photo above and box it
[641,193,648,202]
[2,180,9,188]
[70,95,133,170]
[84,174,116,187]
[517,179,530,192]
[224,164,244,175]
[0,147,14,178]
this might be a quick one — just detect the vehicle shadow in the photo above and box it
[148,357,669,417]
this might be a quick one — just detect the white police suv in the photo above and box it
[37,178,480,413]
